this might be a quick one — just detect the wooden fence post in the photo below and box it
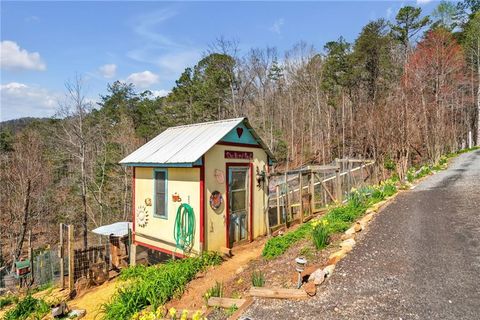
[299,172,304,222]
[335,159,342,203]
[276,185,281,226]
[68,225,74,293]
[310,171,315,214]
[28,230,33,286]
[284,173,290,223]
[59,223,64,289]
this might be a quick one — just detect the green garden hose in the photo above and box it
[174,203,195,252]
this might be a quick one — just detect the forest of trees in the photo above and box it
[1,1,479,264]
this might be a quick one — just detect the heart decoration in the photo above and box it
[236,127,244,138]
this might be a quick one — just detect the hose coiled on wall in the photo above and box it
[174,203,195,252]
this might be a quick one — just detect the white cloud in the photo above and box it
[269,18,285,35]
[127,9,203,80]
[98,64,117,78]
[0,82,60,120]
[125,71,159,88]
[416,0,433,5]
[150,89,170,98]
[0,41,46,71]
[386,7,393,19]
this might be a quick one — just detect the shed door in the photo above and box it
[228,167,250,247]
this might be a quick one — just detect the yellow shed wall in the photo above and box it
[204,144,268,252]
[133,167,201,254]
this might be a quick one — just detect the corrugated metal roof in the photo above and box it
[91,222,131,237]
[120,117,273,165]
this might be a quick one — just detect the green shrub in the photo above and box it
[251,271,265,287]
[102,252,222,320]
[407,168,416,183]
[0,294,18,309]
[383,157,396,171]
[3,295,49,320]
[226,304,239,316]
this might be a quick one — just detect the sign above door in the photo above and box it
[224,150,253,160]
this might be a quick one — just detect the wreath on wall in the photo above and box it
[136,205,149,227]
[209,191,224,211]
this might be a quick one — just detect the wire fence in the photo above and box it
[268,158,375,231]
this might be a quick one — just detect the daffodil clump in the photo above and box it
[131,306,205,320]
[102,252,222,320]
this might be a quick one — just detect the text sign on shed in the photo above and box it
[224,150,253,160]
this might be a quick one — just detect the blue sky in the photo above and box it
[1,0,439,121]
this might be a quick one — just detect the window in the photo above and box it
[154,169,167,218]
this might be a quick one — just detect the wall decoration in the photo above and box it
[236,127,244,138]
[144,198,152,206]
[209,191,223,211]
[214,169,225,184]
[136,205,149,227]
[172,192,182,202]
[224,150,253,160]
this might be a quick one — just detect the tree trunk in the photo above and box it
[14,179,31,260]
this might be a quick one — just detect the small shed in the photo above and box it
[120,117,274,257]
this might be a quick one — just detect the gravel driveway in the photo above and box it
[243,150,480,320]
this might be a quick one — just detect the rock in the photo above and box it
[361,213,374,223]
[235,266,244,274]
[340,238,356,248]
[69,309,86,319]
[345,227,356,235]
[327,249,348,265]
[292,265,318,283]
[323,264,335,277]
[308,269,326,284]
[341,233,355,241]
[51,302,68,317]
[303,282,317,296]
[75,277,90,295]
[354,222,363,232]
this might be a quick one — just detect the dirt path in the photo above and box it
[67,279,118,320]
[167,237,267,311]
[244,150,480,319]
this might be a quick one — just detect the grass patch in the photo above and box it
[101,252,222,320]
[3,295,50,320]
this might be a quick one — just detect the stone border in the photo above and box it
[306,194,399,290]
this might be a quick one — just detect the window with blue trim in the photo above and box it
[154,170,167,218]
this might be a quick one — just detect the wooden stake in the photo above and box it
[207,297,246,308]
[68,225,74,293]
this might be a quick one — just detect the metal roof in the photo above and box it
[92,222,131,237]
[120,117,274,165]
